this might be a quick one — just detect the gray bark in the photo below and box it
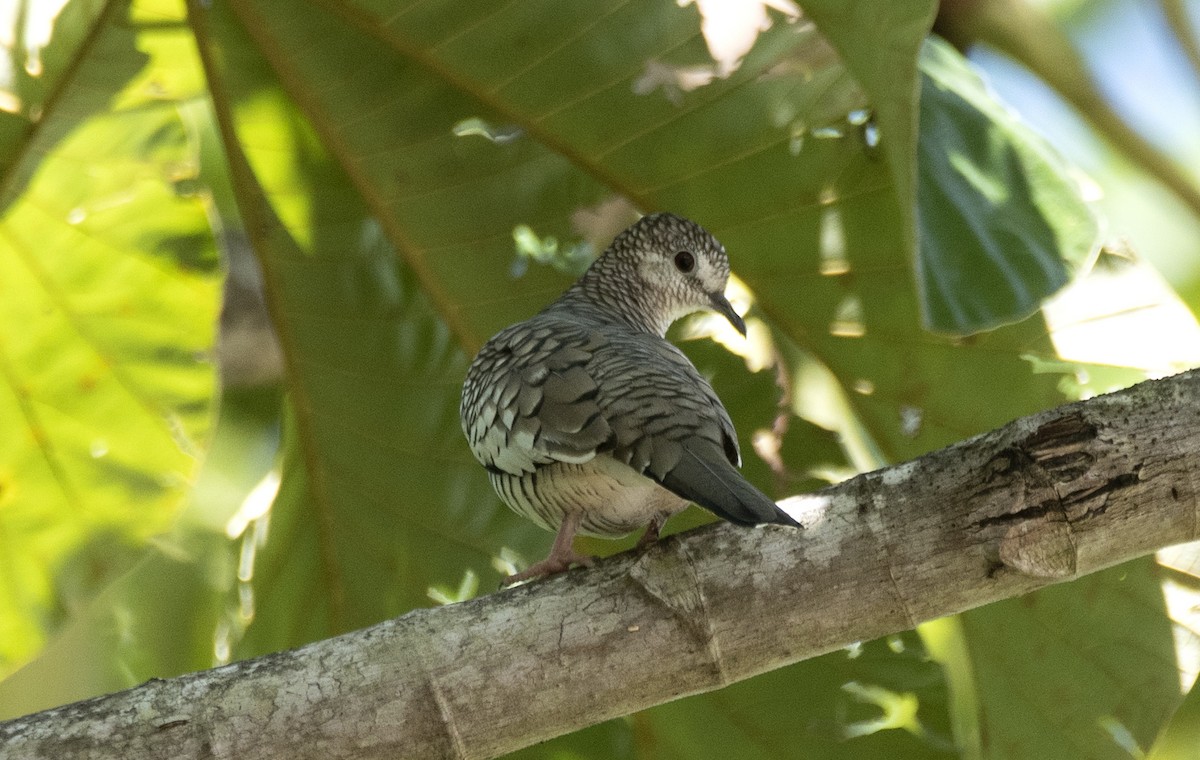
[3,370,1199,759]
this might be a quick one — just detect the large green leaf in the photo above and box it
[916,37,1100,334]
[0,386,282,719]
[1139,540,1200,760]
[1148,678,1200,760]
[960,561,1179,759]
[0,0,221,675]
[0,1,107,174]
[194,1,519,649]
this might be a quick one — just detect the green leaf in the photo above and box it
[194,1,522,649]
[961,560,1179,759]
[916,36,1101,334]
[0,1,107,172]
[1146,678,1200,760]
[798,0,938,255]
[0,0,221,675]
[1145,540,1200,760]
[0,386,282,719]
[0,531,233,719]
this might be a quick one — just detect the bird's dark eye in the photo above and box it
[674,251,695,273]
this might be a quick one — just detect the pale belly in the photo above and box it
[489,456,689,538]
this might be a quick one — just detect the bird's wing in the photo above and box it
[592,332,796,526]
[461,319,616,476]
[461,318,796,527]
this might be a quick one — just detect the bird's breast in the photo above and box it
[489,456,688,538]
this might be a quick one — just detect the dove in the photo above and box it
[461,213,798,585]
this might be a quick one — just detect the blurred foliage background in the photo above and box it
[0,0,1199,757]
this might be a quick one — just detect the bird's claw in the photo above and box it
[500,551,594,587]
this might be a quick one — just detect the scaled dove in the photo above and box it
[461,213,798,585]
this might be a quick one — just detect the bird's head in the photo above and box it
[591,212,746,337]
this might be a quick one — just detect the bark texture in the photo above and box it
[4,370,1200,759]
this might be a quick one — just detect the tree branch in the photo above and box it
[4,370,1200,759]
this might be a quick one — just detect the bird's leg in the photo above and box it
[501,511,594,586]
[634,513,667,551]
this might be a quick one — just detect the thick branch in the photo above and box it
[4,371,1200,759]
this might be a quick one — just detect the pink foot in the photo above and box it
[502,551,593,586]
[501,512,593,586]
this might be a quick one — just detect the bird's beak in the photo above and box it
[709,292,747,336]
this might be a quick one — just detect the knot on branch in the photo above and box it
[976,411,1141,578]
[1023,411,1098,480]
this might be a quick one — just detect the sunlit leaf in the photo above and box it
[0,0,221,675]
[0,386,281,718]
[1146,677,1200,760]
[916,36,1100,334]
[1146,540,1200,760]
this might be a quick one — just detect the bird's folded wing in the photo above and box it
[462,319,739,481]
[462,321,613,475]
[463,319,797,526]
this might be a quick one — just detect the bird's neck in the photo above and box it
[553,274,671,337]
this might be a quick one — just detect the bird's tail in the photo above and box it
[658,442,800,528]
